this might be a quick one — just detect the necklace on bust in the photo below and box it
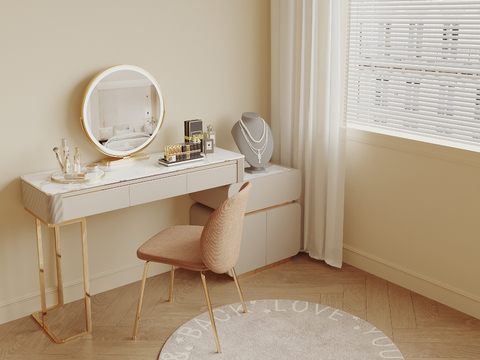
[239,118,268,163]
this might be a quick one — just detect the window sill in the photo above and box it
[346,127,480,168]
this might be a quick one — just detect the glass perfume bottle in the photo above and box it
[74,147,81,173]
[204,125,215,153]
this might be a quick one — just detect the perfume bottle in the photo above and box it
[204,125,215,153]
[74,147,82,173]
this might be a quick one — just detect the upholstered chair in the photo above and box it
[132,182,252,353]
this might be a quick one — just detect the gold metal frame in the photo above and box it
[132,265,247,354]
[31,215,92,344]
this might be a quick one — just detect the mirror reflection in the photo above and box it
[81,65,164,158]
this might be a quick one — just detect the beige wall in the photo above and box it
[0,0,270,324]
[344,128,480,319]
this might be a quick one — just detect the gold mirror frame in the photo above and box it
[80,65,165,163]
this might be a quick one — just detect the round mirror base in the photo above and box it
[100,153,150,166]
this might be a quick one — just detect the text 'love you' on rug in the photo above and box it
[159,299,404,359]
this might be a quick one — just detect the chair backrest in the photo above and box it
[200,182,252,274]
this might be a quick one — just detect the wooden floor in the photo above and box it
[1,252,479,359]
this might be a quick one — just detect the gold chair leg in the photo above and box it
[231,267,247,313]
[201,271,221,354]
[168,265,175,302]
[132,261,150,340]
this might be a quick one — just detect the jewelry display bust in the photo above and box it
[231,112,274,173]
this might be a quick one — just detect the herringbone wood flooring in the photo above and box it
[1,252,479,359]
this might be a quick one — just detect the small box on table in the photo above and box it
[184,119,203,152]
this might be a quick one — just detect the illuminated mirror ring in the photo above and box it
[80,65,165,158]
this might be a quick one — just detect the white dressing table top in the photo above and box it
[22,148,244,196]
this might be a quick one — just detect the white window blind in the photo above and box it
[346,0,480,152]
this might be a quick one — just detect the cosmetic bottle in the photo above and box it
[74,147,81,173]
[65,157,71,174]
[204,125,215,153]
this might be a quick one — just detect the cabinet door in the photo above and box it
[266,203,301,264]
[235,211,267,275]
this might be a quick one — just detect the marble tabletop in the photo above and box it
[21,148,244,196]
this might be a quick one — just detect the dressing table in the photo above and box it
[21,148,244,343]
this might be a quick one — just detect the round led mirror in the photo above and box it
[80,65,165,161]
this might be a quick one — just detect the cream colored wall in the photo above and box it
[344,128,480,319]
[0,0,270,324]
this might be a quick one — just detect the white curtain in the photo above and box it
[271,0,347,267]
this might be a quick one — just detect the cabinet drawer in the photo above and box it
[130,175,187,206]
[187,164,237,193]
[62,187,130,221]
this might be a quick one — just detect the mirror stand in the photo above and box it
[100,153,150,166]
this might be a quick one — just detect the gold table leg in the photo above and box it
[53,226,64,306]
[31,216,92,344]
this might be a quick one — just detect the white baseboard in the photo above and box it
[0,261,171,325]
[343,245,480,320]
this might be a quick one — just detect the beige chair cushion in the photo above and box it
[137,225,208,271]
[136,182,252,274]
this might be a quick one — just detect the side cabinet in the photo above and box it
[189,163,302,275]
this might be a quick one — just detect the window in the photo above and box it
[346,1,480,152]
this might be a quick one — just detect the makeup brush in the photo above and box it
[53,147,65,171]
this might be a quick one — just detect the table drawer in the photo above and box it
[187,164,237,193]
[130,174,187,206]
[62,186,130,221]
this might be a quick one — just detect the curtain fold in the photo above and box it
[271,0,347,267]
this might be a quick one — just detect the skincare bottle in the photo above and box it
[65,156,71,174]
[74,147,81,173]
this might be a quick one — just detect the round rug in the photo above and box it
[159,299,404,359]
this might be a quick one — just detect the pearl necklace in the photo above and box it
[239,118,268,163]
